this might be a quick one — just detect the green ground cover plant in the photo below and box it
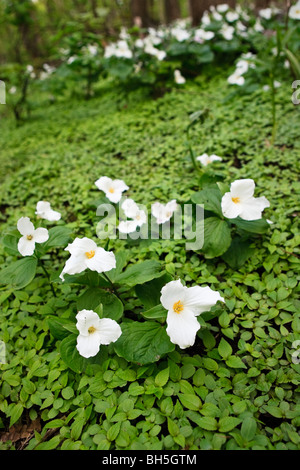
[0,60,299,451]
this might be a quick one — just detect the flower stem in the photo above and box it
[102,272,124,304]
[40,259,57,297]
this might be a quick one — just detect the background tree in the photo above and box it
[164,0,181,23]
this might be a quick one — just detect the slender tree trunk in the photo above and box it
[164,0,181,24]
[131,0,150,27]
[255,0,272,8]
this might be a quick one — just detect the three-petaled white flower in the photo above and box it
[289,2,300,20]
[17,217,49,256]
[35,201,61,221]
[160,279,224,349]
[95,177,129,203]
[59,237,116,280]
[76,309,122,358]
[221,179,270,221]
[118,198,147,234]
[151,200,177,225]
[197,153,222,166]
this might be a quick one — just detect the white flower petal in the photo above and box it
[122,199,140,219]
[33,227,49,244]
[160,279,186,311]
[59,253,87,280]
[166,307,200,349]
[76,309,101,335]
[18,236,35,256]
[85,247,116,273]
[95,176,113,192]
[184,286,224,316]
[238,198,268,221]
[230,179,255,200]
[66,237,97,256]
[17,217,35,236]
[118,220,139,234]
[221,192,242,219]
[97,318,122,345]
[76,333,102,358]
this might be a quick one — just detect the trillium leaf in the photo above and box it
[140,304,167,320]
[229,217,270,234]
[48,317,78,340]
[221,237,255,269]
[114,260,162,287]
[191,187,223,218]
[201,217,232,258]
[77,287,124,321]
[0,256,37,290]
[135,272,173,310]
[108,251,128,282]
[42,226,73,251]
[1,231,19,256]
[113,321,175,364]
[62,270,110,288]
[59,334,105,373]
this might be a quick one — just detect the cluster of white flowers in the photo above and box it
[95,176,178,233]
[289,1,300,19]
[227,52,256,86]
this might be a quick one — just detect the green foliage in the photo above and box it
[0,51,299,451]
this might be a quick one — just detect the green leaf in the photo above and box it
[222,237,255,269]
[178,393,201,411]
[229,217,269,234]
[77,287,123,321]
[218,338,233,360]
[140,304,167,320]
[59,334,104,373]
[48,317,77,340]
[226,355,247,369]
[191,187,223,218]
[42,226,72,251]
[0,257,37,290]
[114,260,162,287]
[1,232,19,256]
[9,403,24,427]
[201,217,232,258]
[241,416,257,442]
[155,367,169,387]
[135,272,172,310]
[218,417,241,433]
[193,416,218,431]
[113,321,175,364]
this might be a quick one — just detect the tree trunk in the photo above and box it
[131,0,150,27]
[254,0,272,8]
[164,0,181,24]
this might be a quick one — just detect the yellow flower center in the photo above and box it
[26,235,33,240]
[231,197,240,204]
[88,326,97,334]
[85,250,95,259]
[108,187,115,193]
[173,300,184,314]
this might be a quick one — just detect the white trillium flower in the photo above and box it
[171,27,190,42]
[76,309,122,358]
[174,69,186,85]
[118,198,147,234]
[226,11,239,22]
[59,237,116,281]
[35,201,61,221]
[151,200,177,225]
[194,29,214,43]
[221,24,235,40]
[216,4,229,13]
[95,176,129,203]
[227,70,245,86]
[160,279,224,349]
[144,42,166,61]
[221,179,270,221]
[289,3,300,19]
[17,217,49,256]
[196,153,222,166]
